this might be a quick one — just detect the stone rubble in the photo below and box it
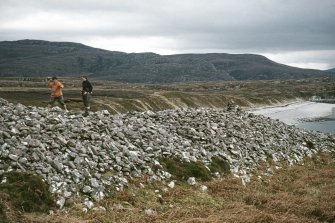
[0,98,334,209]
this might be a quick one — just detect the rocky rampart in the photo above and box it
[0,98,334,209]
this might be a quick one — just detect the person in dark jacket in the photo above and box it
[81,75,93,116]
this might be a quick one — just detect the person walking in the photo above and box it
[81,75,93,116]
[47,76,68,111]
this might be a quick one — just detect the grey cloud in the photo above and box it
[0,0,335,69]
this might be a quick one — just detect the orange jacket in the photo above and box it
[48,80,64,97]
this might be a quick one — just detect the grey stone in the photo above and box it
[56,197,65,209]
[28,139,41,147]
[52,160,63,172]
[82,185,92,193]
[8,154,19,161]
[90,178,100,188]
[84,199,94,209]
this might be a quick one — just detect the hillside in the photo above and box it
[327,68,335,73]
[0,40,329,83]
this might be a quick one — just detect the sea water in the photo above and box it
[249,101,335,134]
[296,108,335,134]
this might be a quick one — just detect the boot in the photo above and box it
[83,107,90,116]
[63,105,69,112]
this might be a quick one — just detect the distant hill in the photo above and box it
[326,68,335,73]
[0,39,329,83]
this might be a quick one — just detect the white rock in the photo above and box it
[187,177,196,186]
[144,208,157,216]
[84,200,94,209]
[200,185,208,191]
[56,197,65,209]
[167,181,175,189]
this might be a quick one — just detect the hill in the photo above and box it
[0,39,329,83]
[327,68,335,73]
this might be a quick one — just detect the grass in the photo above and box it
[12,152,334,223]
[0,172,56,222]
[208,157,230,174]
[159,157,213,181]
[0,172,56,213]
[157,156,230,182]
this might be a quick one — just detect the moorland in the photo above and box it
[1,76,335,114]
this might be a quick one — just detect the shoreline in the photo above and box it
[248,100,335,125]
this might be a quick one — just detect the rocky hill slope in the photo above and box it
[0,40,329,83]
[1,98,334,210]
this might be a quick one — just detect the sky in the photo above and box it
[1,0,335,70]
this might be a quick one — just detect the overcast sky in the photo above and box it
[1,0,335,70]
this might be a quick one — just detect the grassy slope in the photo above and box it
[22,153,335,223]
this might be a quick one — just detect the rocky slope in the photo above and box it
[0,98,334,210]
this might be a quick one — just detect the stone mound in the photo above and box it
[0,98,334,209]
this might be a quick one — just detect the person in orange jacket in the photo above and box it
[47,76,68,111]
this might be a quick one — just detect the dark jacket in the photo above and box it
[82,80,93,93]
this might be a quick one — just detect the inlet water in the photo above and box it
[297,108,335,134]
[249,101,335,134]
